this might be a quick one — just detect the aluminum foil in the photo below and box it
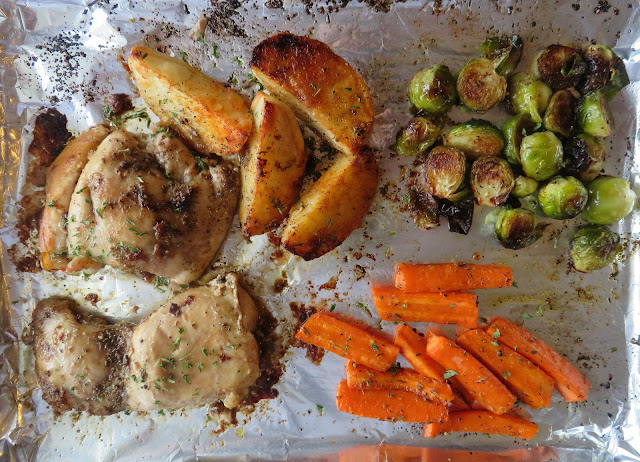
[1,0,640,460]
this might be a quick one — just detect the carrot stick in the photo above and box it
[394,263,513,293]
[336,380,448,423]
[295,312,399,371]
[457,329,554,409]
[486,318,590,403]
[372,283,478,327]
[345,362,454,404]
[426,334,516,415]
[423,410,538,440]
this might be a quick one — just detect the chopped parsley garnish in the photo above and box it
[443,370,458,379]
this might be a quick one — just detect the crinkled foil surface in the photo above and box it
[0,0,639,460]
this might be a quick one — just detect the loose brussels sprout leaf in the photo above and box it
[494,208,545,250]
[536,44,587,90]
[409,65,457,114]
[520,131,563,181]
[538,176,588,220]
[507,73,552,123]
[512,175,539,198]
[395,116,444,157]
[442,119,505,160]
[502,113,537,165]
[569,224,620,272]
[543,89,578,137]
[562,134,606,183]
[579,44,615,94]
[470,156,515,207]
[421,146,467,200]
[481,35,523,77]
[438,190,474,235]
[578,90,613,137]
[408,183,440,230]
[583,175,637,225]
[457,58,507,112]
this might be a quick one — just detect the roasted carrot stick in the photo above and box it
[423,410,538,440]
[426,334,516,415]
[295,312,399,371]
[457,329,554,409]
[394,263,513,293]
[372,283,478,327]
[336,380,448,423]
[486,318,590,402]
[345,362,454,404]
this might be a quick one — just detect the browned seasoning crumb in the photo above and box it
[85,293,99,306]
[319,275,339,291]
[289,302,324,365]
[273,278,288,294]
[106,93,133,115]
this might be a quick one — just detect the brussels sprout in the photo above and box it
[438,190,474,235]
[502,113,537,165]
[562,134,606,183]
[421,146,467,199]
[578,90,613,137]
[535,45,586,90]
[543,89,578,137]
[538,176,588,219]
[569,224,620,272]
[519,131,563,181]
[395,116,444,156]
[442,119,505,160]
[409,65,457,114]
[603,53,630,102]
[507,73,553,123]
[457,58,507,112]
[583,175,637,225]
[481,34,523,77]
[579,44,615,94]
[512,175,539,198]
[494,208,545,249]
[470,156,515,206]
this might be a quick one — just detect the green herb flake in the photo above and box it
[195,156,208,171]
[491,329,501,339]
[371,341,379,352]
[235,427,245,438]
[316,404,324,415]
[329,303,336,312]
[443,370,458,380]
[521,311,533,320]
[356,301,372,317]
[536,305,543,316]
[179,51,188,62]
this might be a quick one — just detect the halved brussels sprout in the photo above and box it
[562,134,606,183]
[507,73,553,123]
[538,176,588,219]
[395,116,444,156]
[409,65,457,114]
[535,45,586,90]
[583,175,637,225]
[543,89,578,137]
[457,58,507,112]
[502,113,537,165]
[470,156,515,206]
[519,131,563,181]
[481,34,523,77]
[438,189,474,235]
[569,224,620,272]
[494,208,545,249]
[578,90,613,137]
[512,175,539,198]
[442,119,505,160]
[579,44,615,94]
[421,146,467,200]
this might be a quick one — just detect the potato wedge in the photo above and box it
[128,46,252,156]
[240,92,306,236]
[250,32,374,157]
[282,149,378,260]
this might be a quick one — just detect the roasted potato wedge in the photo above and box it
[282,149,378,260]
[240,92,306,236]
[128,46,252,157]
[250,32,374,157]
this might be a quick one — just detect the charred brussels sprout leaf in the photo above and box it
[495,208,545,250]
[603,53,630,102]
[457,58,507,112]
[409,65,457,114]
[395,116,444,156]
[569,224,620,272]
[470,156,515,207]
[513,175,539,198]
[583,175,637,225]
[562,134,606,183]
[519,131,563,181]
[422,146,467,200]
[543,89,578,137]
[578,90,613,137]
[508,73,553,123]
[442,119,505,160]
[408,186,440,230]
[535,45,586,90]
[438,190,474,235]
[538,176,588,219]
[502,113,537,165]
[481,35,523,77]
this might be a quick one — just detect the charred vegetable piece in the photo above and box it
[579,44,615,94]
[543,89,578,137]
[442,119,505,160]
[409,185,440,230]
[395,116,444,156]
[519,131,563,181]
[603,53,630,102]
[457,58,507,112]
[583,176,637,225]
[409,65,457,114]
[502,113,537,165]
[562,134,606,183]
[494,208,545,250]
[438,190,474,235]
[569,224,620,272]
[470,156,515,207]
[538,176,588,220]
[578,90,613,137]
[508,73,553,123]
[422,146,467,200]
[512,175,539,198]
[481,35,524,77]
[534,45,586,90]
